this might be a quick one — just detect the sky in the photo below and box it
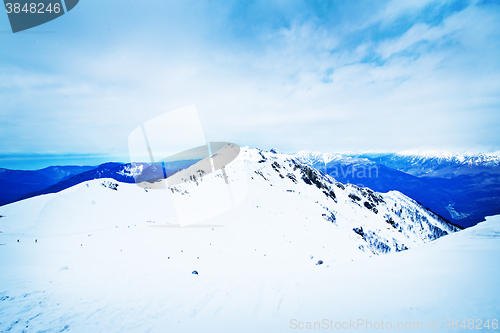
[0,0,499,169]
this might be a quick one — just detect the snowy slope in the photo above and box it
[0,211,498,332]
[0,147,482,333]
[0,148,458,257]
[0,165,96,207]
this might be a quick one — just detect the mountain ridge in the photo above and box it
[0,147,459,260]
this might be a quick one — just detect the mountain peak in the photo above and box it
[269,148,284,154]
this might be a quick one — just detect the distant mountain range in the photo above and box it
[0,165,95,207]
[1,149,498,228]
[295,150,500,227]
[0,160,200,207]
[364,151,500,177]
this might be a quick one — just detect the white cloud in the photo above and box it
[368,0,455,27]
[0,0,499,161]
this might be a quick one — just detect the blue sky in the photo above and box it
[0,0,499,169]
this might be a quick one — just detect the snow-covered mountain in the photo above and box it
[0,165,95,206]
[396,150,500,165]
[0,147,497,332]
[0,160,201,207]
[294,150,351,166]
[295,150,500,177]
[368,150,500,177]
[0,147,458,260]
[295,150,500,227]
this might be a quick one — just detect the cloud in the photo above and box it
[0,0,499,167]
